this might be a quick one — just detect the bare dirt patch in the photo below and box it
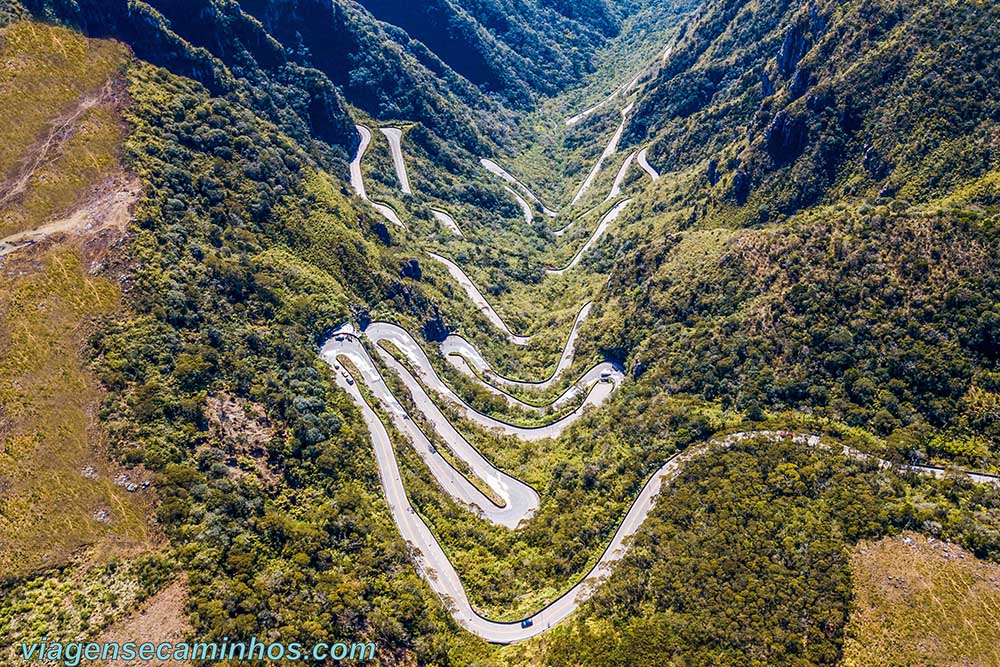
[97,577,192,667]
[204,392,280,485]
[0,174,139,259]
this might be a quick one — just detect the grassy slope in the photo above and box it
[0,18,170,662]
[0,22,126,237]
[1,552,177,659]
[843,533,1000,667]
[0,21,152,580]
[0,250,154,577]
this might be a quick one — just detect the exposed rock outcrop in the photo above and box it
[401,258,422,280]
[777,21,810,76]
[766,110,808,165]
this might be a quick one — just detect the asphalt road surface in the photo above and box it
[381,127,412,194]
[441,302,594,392]
[546,199,632,275]
[431,209,464,237]
[427,251,531,345]
[321,52,1000,644]
[481,158,558,217]
[636,147,660,181]
[349,124,405,227]
[570,103,634,206]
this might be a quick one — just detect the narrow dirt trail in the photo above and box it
[0,82,111,209]
[0,178,139,258]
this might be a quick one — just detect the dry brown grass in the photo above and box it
[0,22,128,238]
[842,532,1000,667]
[97,577,192,666]
[0,22,153,578]
[0,247,156,577]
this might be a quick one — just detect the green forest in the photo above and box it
[1,0,999,665]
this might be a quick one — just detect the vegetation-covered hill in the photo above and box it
[627,0,1000,217]
[602,205,1000,468]
[600,0,1000,470]
[354,0,618,103]
[0,6,483,663]
[20,0,632,160]
[2,0,1000,665]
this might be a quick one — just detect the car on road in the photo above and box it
[600,370,612,382]
[520,618,533,629]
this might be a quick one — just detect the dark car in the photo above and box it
[520,618,533,629]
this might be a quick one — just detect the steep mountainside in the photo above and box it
[22,0,629,159]
[354,0,618,103]
[0,9,490,661]
[599,0,1000,470]
[2,0,1000,665]
[627,0,1000,217]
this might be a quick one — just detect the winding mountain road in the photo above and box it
[564,70,640,128]
[481,158,558,218]
[505,186,535,224]
[367,322,622,441]
[318,333,1000,645]
[431,209,464,237]
[325,342,653,643]
[570,103,634,206]
[349,125,406,228]
[636,148,660,181]
[380,127,412,194]
[316,52,1000,647]
[546,199,631,275]
[427,251,530,345]
[441,302,594,392]
[607,151,638,202]
[349,125,372,200]
[565,91,617,127]
[324,332,539,528]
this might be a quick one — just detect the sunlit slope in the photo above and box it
[843,533,1000,667]
[0,21,152,578]
[599,0,1000,471]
